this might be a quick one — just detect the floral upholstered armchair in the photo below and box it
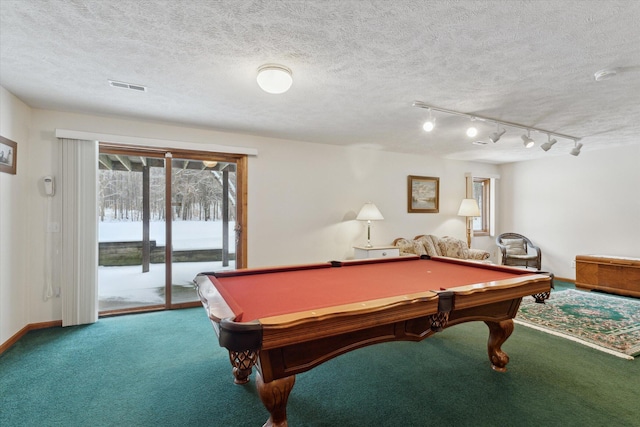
[393,234,490,261]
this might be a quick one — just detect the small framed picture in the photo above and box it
[0,136,17,175]
[408,175,439,213]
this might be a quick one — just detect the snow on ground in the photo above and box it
[99,220,236,250]
[98,220,236,305]
[98,261,235,303]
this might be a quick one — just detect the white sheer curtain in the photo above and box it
[59,138,98,326]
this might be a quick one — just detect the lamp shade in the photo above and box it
[257,64,293,94]
[356,202,384,221]
[457,199,480,217]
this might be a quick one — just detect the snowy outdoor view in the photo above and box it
[99,220,236,310]
[98,154,237,312]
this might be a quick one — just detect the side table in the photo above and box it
[353,245,400,259]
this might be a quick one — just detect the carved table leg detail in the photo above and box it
[485,319,514,372]
[532,291,551,304]
[256,372,295,427]
[429,311,450,332]
[229,350,258,385]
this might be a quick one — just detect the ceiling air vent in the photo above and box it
[108,79,147,92]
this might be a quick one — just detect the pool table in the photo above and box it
[194,255,552,427]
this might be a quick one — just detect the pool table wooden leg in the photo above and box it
[229,350,258,384]
[485,319,514,372]
[256,372,295,427]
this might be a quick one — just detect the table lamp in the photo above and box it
[356,202,384,248]
[457,198,480,248]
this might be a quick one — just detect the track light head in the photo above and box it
[570,142,583,156]
[541,137,557,152]
[521,131,535,148]
[489,128,506,143]
[422,120,435,132]
[466,117,479,137]
[422,109,435,132]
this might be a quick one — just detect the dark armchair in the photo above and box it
[496,233,541,270]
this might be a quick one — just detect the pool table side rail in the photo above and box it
[195,269,551,353]
[257,274,550,349]
[254,271,550,324]
[208,261,335,278]
[425,255,543,274]
[258,292,443,350]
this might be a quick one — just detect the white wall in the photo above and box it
[1,104,498,343]
[0,87,31,343]
[247,138,499,266]
[498,144,640,279]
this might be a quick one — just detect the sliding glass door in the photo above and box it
[97,145,246,314]
[168,156,238,306]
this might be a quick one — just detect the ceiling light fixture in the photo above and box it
[256,64,293,94]
[570,141,583,156]
[422,108,435,132]
[521,130,535,148]
[412,101,581,156]
[541,135,557,152]
[202,160,218,168]
[489,123,506,143]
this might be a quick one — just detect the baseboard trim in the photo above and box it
[0,320,63,355]
[555,276,575,284]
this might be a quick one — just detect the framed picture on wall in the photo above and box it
[408,175,439,213]
[0,136,17,175]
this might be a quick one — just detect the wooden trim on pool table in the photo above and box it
[258,290,442,349]
[256,275,549,350]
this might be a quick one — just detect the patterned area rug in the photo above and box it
[515,289,640,359]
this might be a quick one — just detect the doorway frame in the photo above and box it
[98,143,247,315]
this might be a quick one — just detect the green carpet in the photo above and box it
[2,307,639,426]
[516,289,640,359]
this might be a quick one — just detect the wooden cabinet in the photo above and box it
[353,246,400,259]
[575,255,640,297]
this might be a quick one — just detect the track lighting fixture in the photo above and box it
[466,118,478,137]
[489,124,506,143]
[570,142,583,156]
[521,130,535,148]
[412,101,582,156]
[422,108,435,132]
[541,136,557,152]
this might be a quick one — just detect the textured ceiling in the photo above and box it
[1,0,640,164]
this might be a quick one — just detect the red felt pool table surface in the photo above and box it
[207,256,532,322]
